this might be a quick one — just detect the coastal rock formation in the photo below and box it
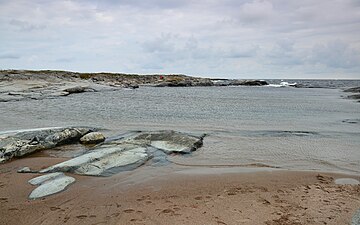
[0,127,94,163]
[128,130,205,154]
[28,172,75,199]
[344,86,360,102]
[344,87,360,93]
[79,132,106,144]
[63,86,93,94]
[40,130,205,176]
[229,80,268,86]
[40,144,149,176]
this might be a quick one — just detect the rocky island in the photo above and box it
[0,69,268,102]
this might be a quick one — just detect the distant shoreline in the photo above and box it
[0,69,270,88]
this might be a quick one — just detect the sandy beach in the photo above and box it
[1,156,359,225]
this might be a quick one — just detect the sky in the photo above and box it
[0,0,360,79]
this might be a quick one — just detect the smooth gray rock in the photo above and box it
[17,166,32,173]
[28,173,75,199]
[40,130,205,176]
[28,172,64,185]
[63,86,86,94]
[335,178,360,185]
[40,144,148,176]
[128,130,205,154]
[352,209,360,225]
[80,132,106,144]
[0,127,94,162]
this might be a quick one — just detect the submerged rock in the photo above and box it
[128,130,205,154]
[0,127,94,162]
[28,172,75,199]
[80,132,106,144]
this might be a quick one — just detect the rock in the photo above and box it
[80,132,106,144]
[17,166,32,173]
[28,172,75,199]
[0,127,94,163]
[154,82,172,87]
[28,172,64,185]
[352,209,360,225]
[74,147,148,176]
[63,86,87,94]
[344,87,360,93]
[335,178,360,185]
[40,130,205,176]
[40,144,149,176]
[127,130,205,154]
[347,94,360,100]
[230,80,268,86]
[0,94,24,102]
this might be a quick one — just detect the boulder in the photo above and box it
[0,127,94,162]
[28,172,75,199]
[17,166,32,173]
[63,86,87,94]
[80,132,106,144]
[128,130,205,154]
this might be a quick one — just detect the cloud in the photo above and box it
[9,19,46,31]
[0,53,20,59]
[238,0,275,23]
[0,0,360,78]
[310,40,360,69]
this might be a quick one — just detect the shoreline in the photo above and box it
[1,156,359,225]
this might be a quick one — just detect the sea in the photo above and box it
[1,79,360,175]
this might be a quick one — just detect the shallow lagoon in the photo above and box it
[1,85,359,174]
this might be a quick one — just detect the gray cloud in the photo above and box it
[0,53,20,59]
[310,40,360,69]
[0,0,359,78]
[9,19,46,31]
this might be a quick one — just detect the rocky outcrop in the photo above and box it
[344,87,360,93]
[79,132,106,144]
[0,127,94,163]
[7,129,205,199]
[40,144,149,176]
[28,172,75,199]
[128,130,205,154]
[39,130,205,176]
[63,86,94,94]
[229,80,268,86]
[344,87,360,102]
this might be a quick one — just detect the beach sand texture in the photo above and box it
[0,156,359,225]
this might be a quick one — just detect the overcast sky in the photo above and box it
[1,0,360,79]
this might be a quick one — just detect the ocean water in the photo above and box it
[0,81,360,174]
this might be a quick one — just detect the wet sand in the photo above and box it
[0,156,359,225]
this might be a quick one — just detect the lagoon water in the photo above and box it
[1,82,360,174]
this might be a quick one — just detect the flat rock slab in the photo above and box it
[126,130,205,154]
[40,130,205,176]
[28,172,75,199]
[41,144,148,176]
[0,127,95,162]
[335,178,360,185]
